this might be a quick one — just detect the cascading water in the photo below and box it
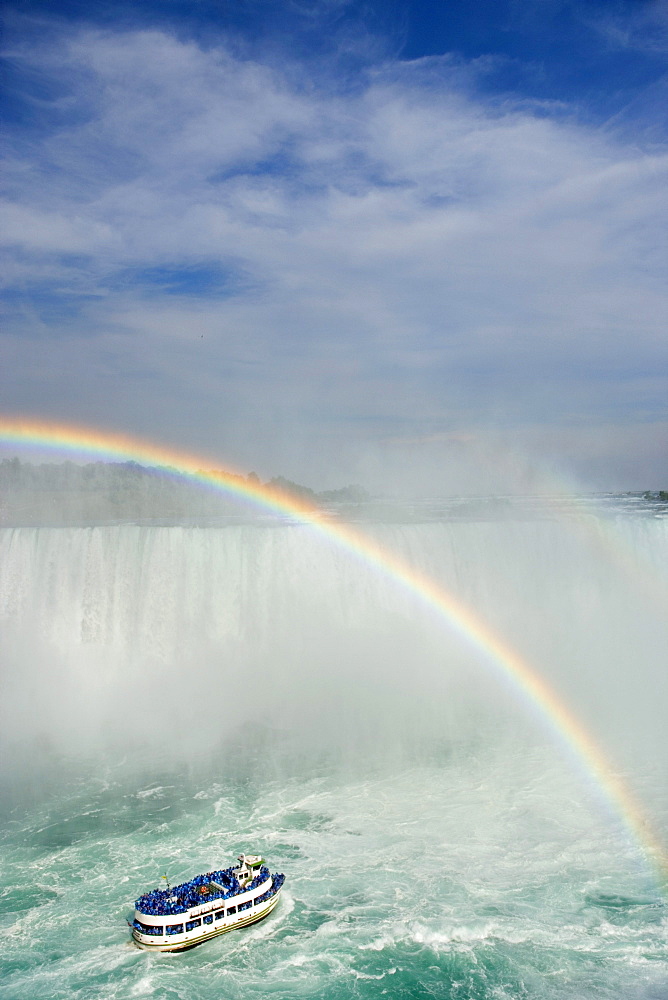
[1,506,667,998]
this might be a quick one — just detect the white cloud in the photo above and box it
[0,201,119,255]
[1,26,667,490]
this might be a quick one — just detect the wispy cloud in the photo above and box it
[1,21,667,490]
[585,0,668,55]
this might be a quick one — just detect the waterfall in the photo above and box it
[2,516,666,794]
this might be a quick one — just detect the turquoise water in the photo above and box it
[1,513,667,997]
[1,747,666,999]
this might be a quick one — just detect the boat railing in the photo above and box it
[135,865,273,917]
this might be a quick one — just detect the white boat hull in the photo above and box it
[131,885,282,952]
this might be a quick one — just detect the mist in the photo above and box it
[2,501,666,839]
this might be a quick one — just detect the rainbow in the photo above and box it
[1,415,666,887]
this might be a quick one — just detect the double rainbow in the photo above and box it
[1,415,666,888]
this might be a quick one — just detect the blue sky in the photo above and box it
[1,0,667,492]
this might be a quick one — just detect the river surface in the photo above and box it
[1,499,667,998]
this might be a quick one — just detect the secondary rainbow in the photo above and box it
[1,415,666,887]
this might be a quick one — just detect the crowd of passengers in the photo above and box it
[135,866,271,916]
[253,873,285,908]
[133,874,285,936]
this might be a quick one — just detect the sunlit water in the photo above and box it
[1,499,667,998]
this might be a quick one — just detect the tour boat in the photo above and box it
[130,853,285,951]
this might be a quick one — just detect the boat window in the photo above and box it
[215,910,225,920]
[203,914,213,924]
[166,924,184,935]
[185,918,201,931]
[227,906,236,915]
[134,919,163,935]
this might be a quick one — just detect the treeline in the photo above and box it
[0,457,370,525]
[642,490,668,502]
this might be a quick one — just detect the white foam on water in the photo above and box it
[1,513,667,997]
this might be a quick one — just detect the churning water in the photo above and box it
[1,500,667,999]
